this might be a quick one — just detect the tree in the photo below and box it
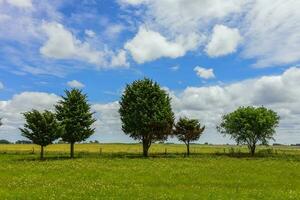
[174,117,205,156]
[0,139,11,144]
[19,110,62,159]
[217,106,280,156]
[55,89,96,158]
[119,78,174,157]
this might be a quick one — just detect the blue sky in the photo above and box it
[1,0,300,144]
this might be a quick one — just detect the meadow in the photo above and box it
[0,144,300,199]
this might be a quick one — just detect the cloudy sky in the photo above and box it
[1,0,300,144]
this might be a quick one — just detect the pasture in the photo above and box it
[0,144,300,199]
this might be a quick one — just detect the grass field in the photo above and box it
[0,144,300,199]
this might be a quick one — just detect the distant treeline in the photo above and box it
[1,140,300,147]
[0,139,32,144]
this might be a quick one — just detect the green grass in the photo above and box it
[0,144,300,199]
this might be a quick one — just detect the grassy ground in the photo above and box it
[0,144,300,199]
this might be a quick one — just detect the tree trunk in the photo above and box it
[70,142,75,158]
[142,139,150,157]
[249,144,256,156]
[40,145,44,160]
[186,141,190,156]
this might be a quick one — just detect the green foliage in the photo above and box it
[119,78,174,156]
[55,89,96,158]
[174,117,205,155]
[217,106,280,155]
[174,117,205,143]
[19,110,63,158]
[15,140,32,144]
[0,139,11,144]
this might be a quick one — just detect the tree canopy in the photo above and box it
[174,117,205,156]
[19,110,63,159]
[217,106,280,156]
[119,78,174,156]
[55,89,96,158]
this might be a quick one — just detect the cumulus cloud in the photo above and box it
[205,25,242,57]
[40,22,105,64]
[125,27,202,63]
[120,0,300,67]
[0,1,58,43]
[121,0,247,63]
[67,80,85,88]
[110,50,129,67]
[0,93,129,142]
[0,92,60,141]
[172,67,300,144]
[40,22,128,69]
[194,66,215,79]
[92,102,122,135]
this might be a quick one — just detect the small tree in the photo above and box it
[217,106,279,156]
[20,110,62,159]
[119,78,174,157]
[0,139,11,144]
[174,117,205,156]
[55,89,96,158]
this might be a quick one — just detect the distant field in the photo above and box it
[0,144,300,199]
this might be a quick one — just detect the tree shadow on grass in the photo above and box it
[6,150,300,162]
[15,155,73,162]
[213,151,300,161]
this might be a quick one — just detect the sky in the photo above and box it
[1,0,300,144]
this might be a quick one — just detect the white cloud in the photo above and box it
[92,102,122,135]
[171,67,300,144]
[67,80,85,88]
[0,81,4,89]
[120,0,246,33]
[120,0,300,67]
[40,22,104,64]
[242,0,300,67]
[104,24,124,39]
[122,0,246,63]
[20,66,66,77]
[40,22,128,69]
[85,29,96,38]
[110,50,129,67]
[0,93,129,142]
[205,25,242,57]
[0,92,60,141]
[170,65,179,72]
[6,0,32,8]
[125,27,202,63]
[194,66,215,79]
